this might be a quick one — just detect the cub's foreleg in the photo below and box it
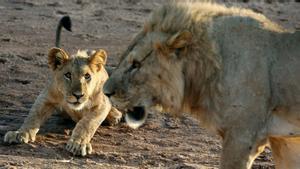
[4,90,55,144]
[66,97,111,156]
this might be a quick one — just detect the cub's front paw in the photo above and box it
[66,139,92,156]
[4,131,34,144]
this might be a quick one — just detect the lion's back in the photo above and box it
[145,2,284,35]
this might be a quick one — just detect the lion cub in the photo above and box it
[4,48,122,156]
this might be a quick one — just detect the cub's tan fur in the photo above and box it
[104,2,300,169]
[4,48,122,156]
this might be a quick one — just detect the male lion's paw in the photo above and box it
[105,107,123,126]
[4,131,33,144]
[66,139,92,156]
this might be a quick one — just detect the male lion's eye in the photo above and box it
[127,59,143,73]
[84,73,91,80]
[132,60,141,69]
[127,59,141,73]
[64,72,71,80]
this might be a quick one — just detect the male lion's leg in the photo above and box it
[220,131,267,169]
[104,106,122,126]
[66,101,111,156]
[269,137,300,169]
[4,92,55,144]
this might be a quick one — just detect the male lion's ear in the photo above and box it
[89,49,107,71]
[167,30,192,49]
[48,47,69,70]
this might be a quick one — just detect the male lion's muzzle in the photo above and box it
[125,106,148,129]
[103,78,117,98]
[104,79,148,129]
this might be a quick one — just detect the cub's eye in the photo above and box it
[84,73,91,80]
[64,72,71,80]
[132,60,141,69]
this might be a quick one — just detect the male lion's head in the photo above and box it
[48,48,107,111]
[104,3,223,128]
[104,30,193,128]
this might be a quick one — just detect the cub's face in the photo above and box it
[48,48,107,110]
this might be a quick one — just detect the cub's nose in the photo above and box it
[72,92,84,100]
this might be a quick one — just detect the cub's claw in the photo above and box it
[66,139,92,156]
[4,131,32,144]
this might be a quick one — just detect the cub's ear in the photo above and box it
[48,47,69,70]
[167,30,192,49]
[89,49,107,71]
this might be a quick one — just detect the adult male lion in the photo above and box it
[104,2,300,169]
[4,16,122,156]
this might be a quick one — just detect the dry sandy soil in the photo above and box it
[0,0,299,168]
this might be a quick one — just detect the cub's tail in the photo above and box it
[55,16,72,47]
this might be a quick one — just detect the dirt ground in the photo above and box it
[0,0,299,168]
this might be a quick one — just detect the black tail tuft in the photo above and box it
[60,16,72,32]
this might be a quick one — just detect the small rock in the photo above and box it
[47,2,62,7]
[56,10,68,15]
[1,38,11,42]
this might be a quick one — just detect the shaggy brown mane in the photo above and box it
[138,2,284,123]
[144,2,283,33]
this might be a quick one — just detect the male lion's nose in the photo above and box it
[104,91,115,98]
[72,92,84,100]
[103,80,116,98]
